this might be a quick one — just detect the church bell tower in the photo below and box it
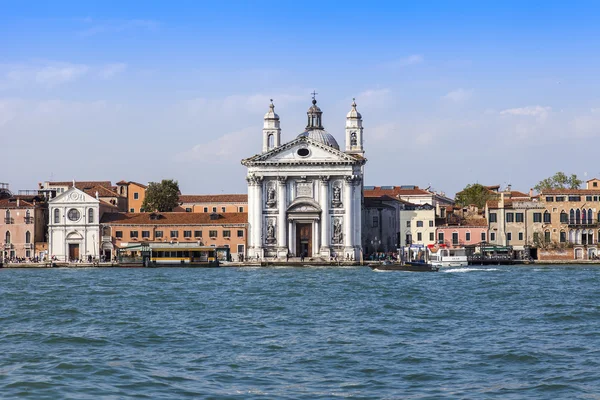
[345,98,364,156]
[263,100,281,153]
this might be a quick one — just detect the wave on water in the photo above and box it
[442,267,499,273]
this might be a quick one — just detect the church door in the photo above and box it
[296,223,312,257]
[69,244,80,261]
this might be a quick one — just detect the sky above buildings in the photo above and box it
[1,1,600,197]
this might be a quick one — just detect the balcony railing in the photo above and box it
[24,243,33,249]
[24,217,34,224]
[101,236,112,242]
[566,218,600,228]
[3,243,12,249]
[4,217,14,224]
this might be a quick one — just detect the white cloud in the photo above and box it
[177,127,256,163]
[381,54,424,68]
[500,105,551,121]
[98,63,127,79]
[78,19,160,37]
[35,64,89,87]
[2,62,89,88]
[442,88,473,103]
[571,108,600,138]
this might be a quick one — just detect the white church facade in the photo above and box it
[241,97,366,260]
[48,185,116,261]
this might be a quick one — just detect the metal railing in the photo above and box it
[4,217,13,224]
[567,218,600,227]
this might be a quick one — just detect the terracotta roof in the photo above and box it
[84,185,122,198]
[0,198,35,209]
[46,181,113,190]
[116,180,148,188]
[509,191,530,198]
[486,199,514,209]
[179,194,248,203]
[101,212,248,225]
[541,189,600,195]
[464,218,488,227]
[364,186,430,197]
[99,200,119,209]
[485,185,501,191]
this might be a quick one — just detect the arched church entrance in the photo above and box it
[287,198,322,257]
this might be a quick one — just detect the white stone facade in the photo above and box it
[48,186,112,261]
[242,99,366,260]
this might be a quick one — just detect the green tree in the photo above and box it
[534,172,582,192]
[141,179,180,212]
[455,183,498,209]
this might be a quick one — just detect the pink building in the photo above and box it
[436,220,489,248]
[1,195,48,261]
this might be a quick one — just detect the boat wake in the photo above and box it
[442,267,500,273]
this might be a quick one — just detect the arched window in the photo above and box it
[53,209,60,224]
[25,231,31,244]
[88,208,94,224]
[544,230,551,243]
[5,231,10,244]
[576,209,581,224]
[543,211,551,223]
[350,132,357,146]
[5,210,10,224]
[560,210,568,223]
[559,230,566,243]
[582,209,588,225]
[569,209,575,224]
[268,134,274,149]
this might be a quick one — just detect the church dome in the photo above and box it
[295,96,340,149]
[297,129,340,150]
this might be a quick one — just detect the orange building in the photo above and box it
[116,181,147,213]
[100,212,248,257]
[176,194,248,213]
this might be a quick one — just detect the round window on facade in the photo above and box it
[297,147,310,157]
[67,208,81,222]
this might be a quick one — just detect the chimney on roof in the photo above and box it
[507,184,512,192]
[499,193,505,208]
[17,198,20,207]
[529,188,534,197]
[95,191,99,199]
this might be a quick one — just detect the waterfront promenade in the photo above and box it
[3,259,600,268]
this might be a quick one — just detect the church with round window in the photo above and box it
[241,96,366,260]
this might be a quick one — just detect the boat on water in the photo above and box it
[370,261,439,272]
[427,244,468,268]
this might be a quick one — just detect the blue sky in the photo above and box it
[1,1,600,197]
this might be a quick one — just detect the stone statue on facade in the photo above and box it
[266,220,276,244]
[332,218,343,244]
[266,186,276,207]
[332,185,342,208]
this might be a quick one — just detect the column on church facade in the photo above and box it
[319,176,330,253]
[314,219,320,254]
[255,177,263,253]
[277,177,287,255]
[247,179,255,249]
[344,176,353,249]
[288,220,293,255]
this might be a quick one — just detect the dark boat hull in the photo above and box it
[370,263,439,272]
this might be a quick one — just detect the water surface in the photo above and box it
[1,266,599,399]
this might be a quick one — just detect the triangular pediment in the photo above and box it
[50,187,100,205]
[242,137,364,165]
